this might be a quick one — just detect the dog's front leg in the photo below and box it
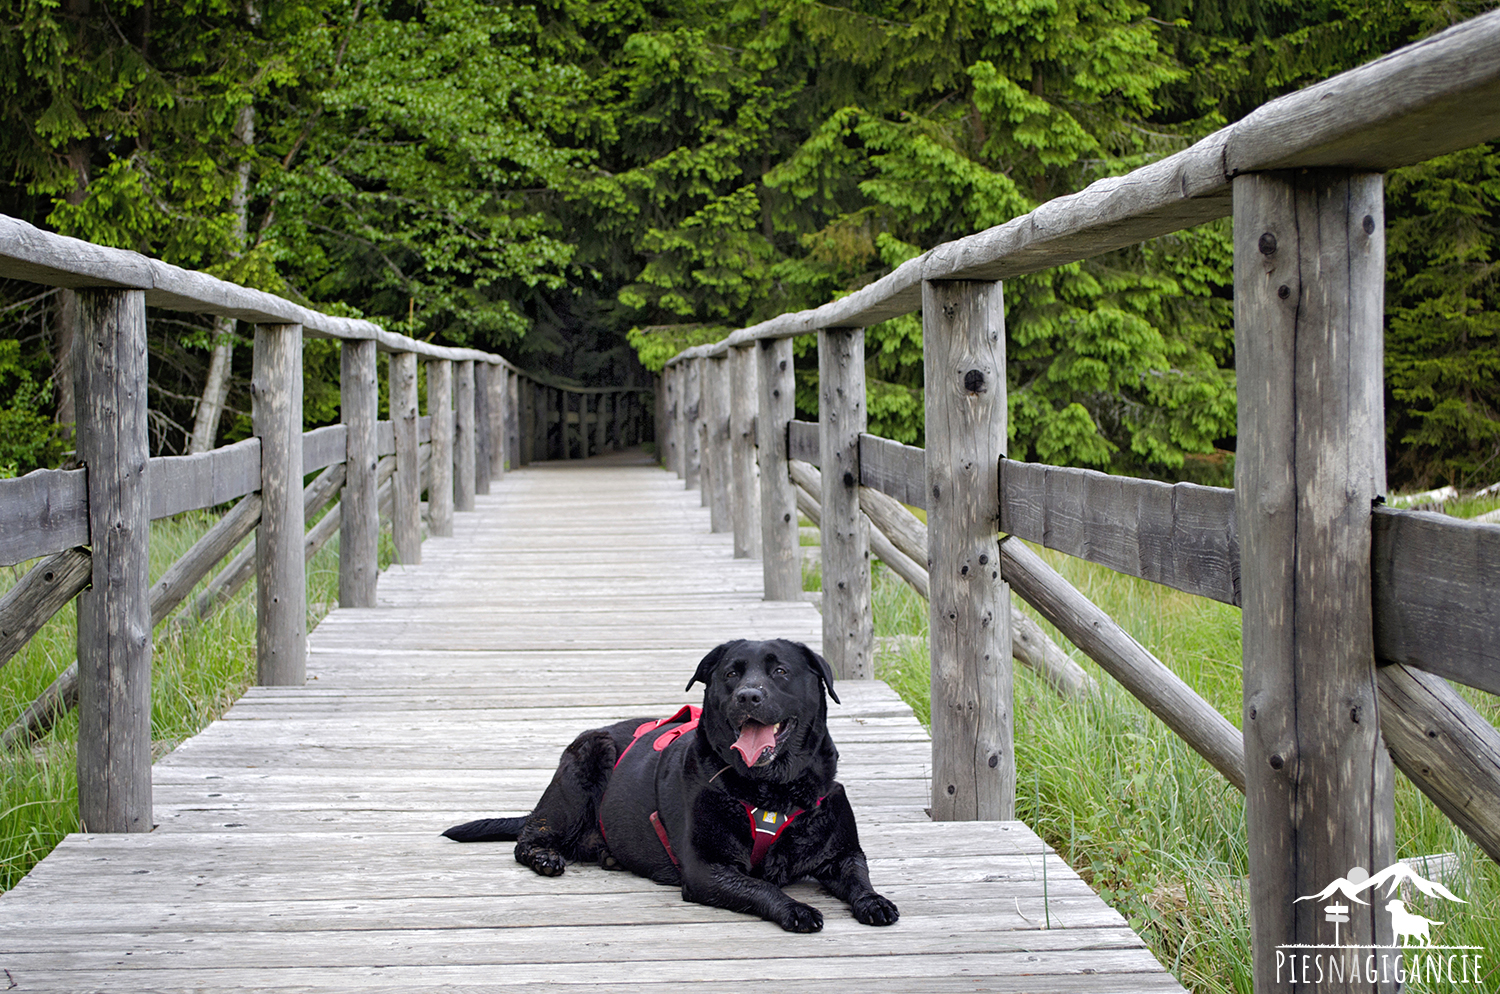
[679,860,824,932]
[813,851,899,925]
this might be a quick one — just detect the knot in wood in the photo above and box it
[1258,232,1277,256]
[1363,215,1376,235]
[1277,285,1291,300]
[963,369,986,393]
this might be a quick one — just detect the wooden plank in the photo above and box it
[858,434,925,509]
[505,370,520,469]
[339,339,379,608]
[681,359,701,490]
[819,327,873,681]
[0,467,89,566]
[788,418,820,464]
[0,547,91,669]
[389,352,421,564]
[252,322,307,687]
[922,280,1011,822]
[147,438,262,520]
[1372,506,1500,694]
[999,461,1240,605]
[74,288,152,834]
[1234,169,1394,977]
[473,360,493,490]
[299,424,346,474]
[375,419,394,457]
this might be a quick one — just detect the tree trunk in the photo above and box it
[188,102,255,454]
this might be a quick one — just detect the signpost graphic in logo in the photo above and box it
[1275,860,1485,986]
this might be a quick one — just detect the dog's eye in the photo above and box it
[772,665,788,677]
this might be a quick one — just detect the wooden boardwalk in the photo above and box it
[0,455,1187,993]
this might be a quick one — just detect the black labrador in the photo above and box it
[444,638,898,932]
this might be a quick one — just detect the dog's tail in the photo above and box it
[442,815,529,842]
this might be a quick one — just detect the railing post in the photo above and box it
[454,359,476,512]
[253,321,306,686]
[682,359,702,491]
[704,355,732,532]
[559,390,573,460]
[923,280,1013,821]
[818,327,873,680]
[729,345,760,558]
[507,370,521,468]
[339,337,379,607]
[757,338,800,599]
[74,288,151,833]
[473,361,492,492]
[665,367,681,474]
[520,377,535,465]
[1235,169,1394,987]
[597,393,610,454]
[427,359,455,536]
[390,351,422,564]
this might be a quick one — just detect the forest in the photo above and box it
[0,0,1496,488]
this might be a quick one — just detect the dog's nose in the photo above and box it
[735,686,765,707]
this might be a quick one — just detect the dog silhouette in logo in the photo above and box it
[1386,899,1443,946]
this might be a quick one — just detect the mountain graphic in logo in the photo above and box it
[1295,862,1467,907]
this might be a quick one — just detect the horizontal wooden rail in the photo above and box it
[0,216,517,365]
[148,439,262,521]
[999,460,1239,606]
[0,469,88,567]
[794,424,1500,695]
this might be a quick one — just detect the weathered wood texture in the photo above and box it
[757,339,801,600]
[301,424,347,474]
[818,327,873,682]
[859,434,927,510]
[922,281,1012,822]
[999,461,1240,606]
[0,548,91,669]
[1376,663,1500,862]
[663,366,680,475]
[998,539,1246,791]
[682,360,702,491]
[390,352,422,565]
[703,356,732,533]
[474,361,493,491]
[0,461,1185,994]
[427,360,455,537]
[505,371,520,470]
[0,468,90,567]
[73,288,153,834]
[454,360,477,512]
[252,322,307,688]
[788,419,819,465]
[148,438,263,520]
[1235,170,1394,976]
[1372,507,1500,695]
[339,339,379,608]
[854,479,1097,701]
[791,460,1095,701]
[729,345,761,559]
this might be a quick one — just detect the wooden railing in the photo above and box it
[660,11,1500,990]
[0,216,648,835]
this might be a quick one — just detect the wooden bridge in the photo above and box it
[1,453,1183,992]
[3,13,1500,994]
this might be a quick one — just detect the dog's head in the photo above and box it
[686,639,838,780]
[1385,899,1406,913]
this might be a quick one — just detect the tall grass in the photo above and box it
[0,502,347,891]
[860,546,1499,994]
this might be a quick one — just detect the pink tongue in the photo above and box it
[732,722,778,766]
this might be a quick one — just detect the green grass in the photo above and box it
[855,546,1500,994]
[0,503,349,892]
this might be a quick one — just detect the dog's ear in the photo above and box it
[686,641,736,692]
[796,642,840,704]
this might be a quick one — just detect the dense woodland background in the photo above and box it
[0,0,1496,488]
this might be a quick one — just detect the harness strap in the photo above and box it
[613,704,701,770]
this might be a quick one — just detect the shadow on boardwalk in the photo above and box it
[0,456,1185,993]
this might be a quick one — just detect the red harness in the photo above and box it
[614,706,819,870]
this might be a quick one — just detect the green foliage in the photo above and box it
[0,338,61,476]
[1385,144,1500,488]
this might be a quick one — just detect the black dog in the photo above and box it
[444,638,898,932]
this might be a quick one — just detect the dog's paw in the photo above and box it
[515,845,566,877]
[852,893,899,926]
[776,901,824,933]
